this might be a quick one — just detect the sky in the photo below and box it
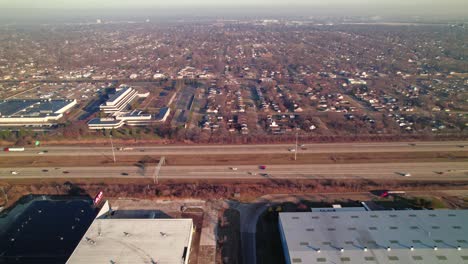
[0,0,467,9]
[0,0,466,22]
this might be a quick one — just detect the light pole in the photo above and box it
[294,130,298,161]
[109,134,116,164]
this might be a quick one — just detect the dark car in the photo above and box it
[121,172,129,176]
[259,165,266,170]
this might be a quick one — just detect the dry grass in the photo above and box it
[1,151,467,168]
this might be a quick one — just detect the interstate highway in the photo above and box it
[1,162,467,181]
[1,141,467,157]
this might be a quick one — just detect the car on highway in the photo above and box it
[37,151,45,155]
[231,167,238,171]
[403,172,411,177]
[259,165,266,170]
[289,148,296,152]
[42,169,49,172]
[62,171,70,174]
[11,171,18,175]
[121,172,129,176]
[248,172,257,175]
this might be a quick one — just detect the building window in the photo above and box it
[412,256,423,261]
[388,256,399,261]
[436,256,447,261]
[292,258,302,263]
[340,257,351,262]
[316,258,326,262]
[365,256,375,261]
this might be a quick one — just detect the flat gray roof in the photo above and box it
[67,218,193,264]
[0,99,74,117]
[279,210,468,264]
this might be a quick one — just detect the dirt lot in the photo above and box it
[1,151,467,168]
[2,178,468,208]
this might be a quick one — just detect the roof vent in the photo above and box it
[457,246,461,251]
[316,248,321,253]
[340,248,344,252]
[410,246,414,251]
[387,247,391,251]
[363,247,368,252]
[433,246,438,251]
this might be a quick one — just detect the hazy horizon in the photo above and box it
[0,0,466,24]
[1,0,466,9]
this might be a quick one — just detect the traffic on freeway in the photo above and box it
[1,162,467,181]
[0,141,467,157]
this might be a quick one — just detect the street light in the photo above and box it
[294,130,298,161]
[109,134,116,163]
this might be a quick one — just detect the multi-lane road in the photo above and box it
[1,141,467,157]
[1,141,467,180]
[2,162,467,180]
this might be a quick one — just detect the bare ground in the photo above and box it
[1,151,467,168]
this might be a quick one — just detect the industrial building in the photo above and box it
[279,210,468,264]
[0,99,77,126]
[67,201,194,264]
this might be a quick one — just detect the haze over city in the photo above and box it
[0,0,467,23]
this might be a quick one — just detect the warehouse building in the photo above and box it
[279,210,468,264]
[67,201,194,264]
[0,99,77,126]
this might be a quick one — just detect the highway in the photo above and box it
[1,141,467,157]
[1,162,467,180]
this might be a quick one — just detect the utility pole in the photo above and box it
[294,131,298,161]
[109,134,116,163]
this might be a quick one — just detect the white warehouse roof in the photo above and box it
[67,218,193,264]
[279,210,468,264]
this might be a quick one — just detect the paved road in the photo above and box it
[2,162,467,180]
[1,141,467,157]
